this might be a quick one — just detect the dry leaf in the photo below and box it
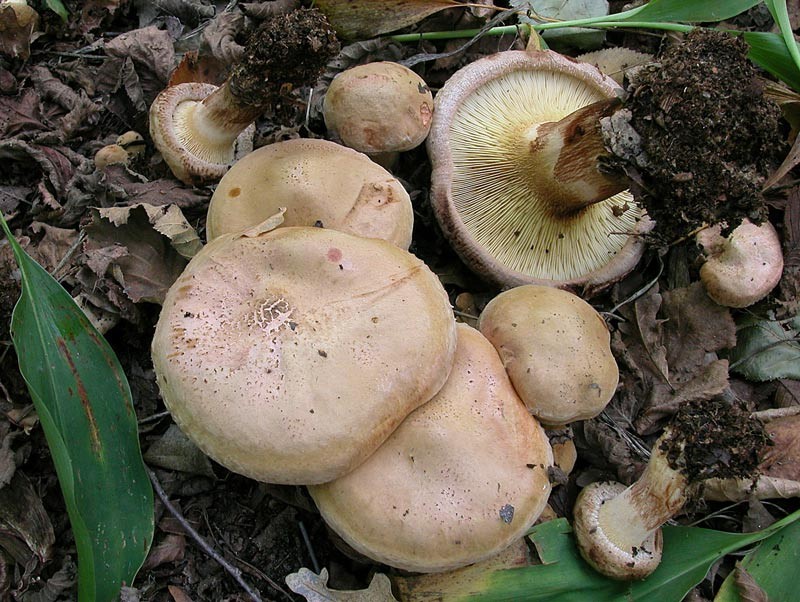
[0,472,55,564]
[167,585,194,602]
[286,568,398,601]
[168,51,227,87]
[141,534,186,571]
[734,565,770,602]
[0,2,39,60]
[316,0,466,39]
[143,424,215,477]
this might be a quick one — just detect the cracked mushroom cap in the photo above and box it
[206,139,414,248]
[309,324,553,573]
[152,226,457,484]
[478,285,618,425]
[697,219,784,308]
[324,62,434,154]
[428,50,649,288]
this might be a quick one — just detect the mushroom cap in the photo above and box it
[478,285,618,425]
[94,144,129,169]
[149,82,254,184]
[152,226,457,485]
[206,139,414,248]
[324,62,434,154]
[573,481,662,580]
[697,219,784,308]
[428,49,650,288]
[309,324,553,573]
[116,130,146,159]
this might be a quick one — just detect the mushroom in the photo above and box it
[323,62,434,157]
[149,8,339,184]
[0,0,39,60]
[151,224,457,485]
[309,324,553,573]
[116,131,146,160]
[428,49,651,289]
[206,139,414,248]
[94,144,130,170]
[477,285,618,426]
[696,219,784,308]
[573,399,767,580]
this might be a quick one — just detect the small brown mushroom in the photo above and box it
[206,139,414,248]
[696,219,784,308]
[149,9,339,184]
[309,324,553,572]
[94,144,129,169]
[478,285,618,426]
[116,131,146,160]
[428,49,651,288]
[324,62,434,155]
[152,225,457,485]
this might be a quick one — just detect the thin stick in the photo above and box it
[298,520,320,574]
[147,468,263,602]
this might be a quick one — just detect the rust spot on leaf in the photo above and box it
[57,338,102,456]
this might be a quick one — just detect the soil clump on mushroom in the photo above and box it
[614,29,784,243]
[660,398,769,484]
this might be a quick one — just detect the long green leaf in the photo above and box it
[715,517,800,602]
[763,0,800,77]
[465,510,800,601]
[745,31,800,93]
[0,214,153,601]
[727,314,800,381]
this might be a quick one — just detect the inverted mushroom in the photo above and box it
[206,138,414,248]
[152,225,457,485]
[428,49,651,288]
[149,9,339,184]
[696,219,783,308]
[573,399,767,580]
[478,285,618,426]
[309,324,553,572]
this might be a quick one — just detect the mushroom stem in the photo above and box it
[524,98,628,215]
[595,437,689,552]
[183,83,262,149]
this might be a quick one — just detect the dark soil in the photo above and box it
[621,29,785,243]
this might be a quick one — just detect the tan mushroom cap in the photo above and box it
[324,62,434,154]
[478,285,618,425]
[428,50,650,288]
[309,324,553,573]
[206,139,414,248]
[152,226,457,485]
[697,219,784,308]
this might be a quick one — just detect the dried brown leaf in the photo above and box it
[734,565,770,602]
[0,3,38,60]
[78,0,124,34]
[0,88,46,138]
[143,425,215,477]
[141,534,185,571]
[167,585,194,602]
[316,0,466,39]
[168,51,227,87]
[0,472,55,564]
[105,26,175,85]
[199,10,245,65]
[83,205,192,304]
[287,568,398,602]
[27,222,79,276]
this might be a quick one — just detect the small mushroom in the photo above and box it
[206,139,414,248]
[696,219,784,308]
[0,0,39,60]
[94,144,130,170]
[309,324,553,572]
[428,49,651,288]
[152,225,457,485]
[116,131,146,160]
[573,399,767,580]
[323,62,434,155]
[149,9,339,184]
[478,285,618,426]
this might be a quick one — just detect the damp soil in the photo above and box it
[619,29,785,243]
[660,398,770,484]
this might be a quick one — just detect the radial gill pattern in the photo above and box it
[448,68,642,282]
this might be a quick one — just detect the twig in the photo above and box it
[147,468,264,602]
[299,520,320,574]
[137,410,172,425]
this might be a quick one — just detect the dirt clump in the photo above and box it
[617,29,785,243]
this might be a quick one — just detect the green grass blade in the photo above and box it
[44,0,68,21]
[763,1,800,77]
[463,510,800,601]
[0,214,153,602]
[744,31,800,93]
[714,517,800,601]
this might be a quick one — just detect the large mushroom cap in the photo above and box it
[206,139,414,248]
[323,62,434,154]
[478,285,618,425]
[152,226,457,485]
[428,50,650,288]
[309,324,553,573]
